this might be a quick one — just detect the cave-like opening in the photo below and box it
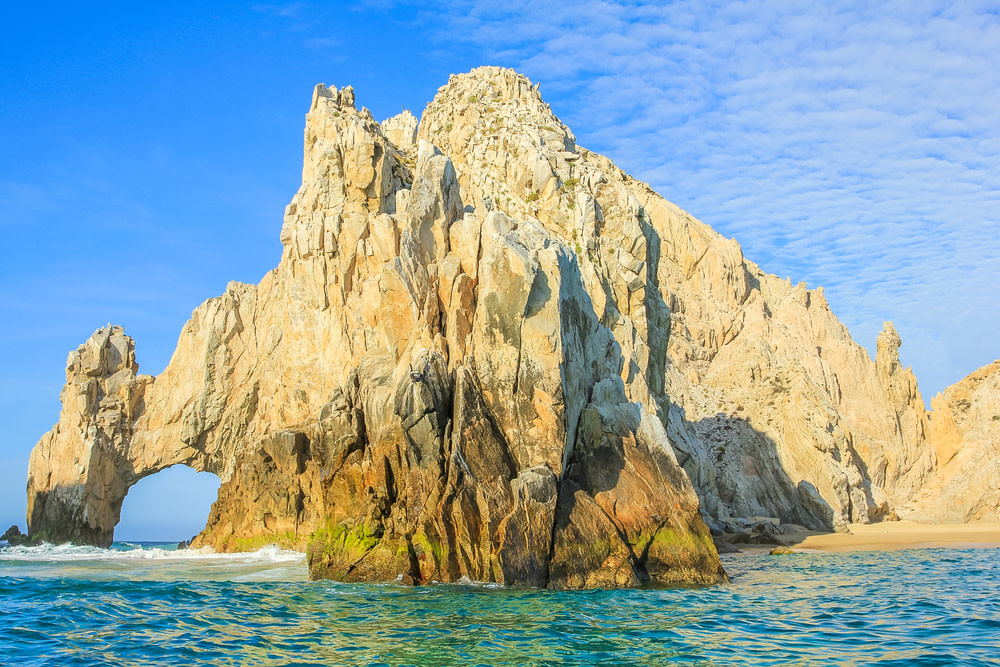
[116,466,221,544]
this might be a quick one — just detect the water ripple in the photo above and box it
[0,545,998,664]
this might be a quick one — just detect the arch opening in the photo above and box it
[115,466,221,543]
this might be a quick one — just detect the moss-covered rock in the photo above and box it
[306,520,381,580]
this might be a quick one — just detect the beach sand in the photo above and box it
[781,520,1000,552]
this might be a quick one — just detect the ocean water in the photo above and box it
[1,542,998,666]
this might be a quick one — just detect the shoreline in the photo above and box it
[777,520,1000,553]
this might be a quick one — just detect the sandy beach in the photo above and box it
[782,521,1000,552]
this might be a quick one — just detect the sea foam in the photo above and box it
[0,541,304,563]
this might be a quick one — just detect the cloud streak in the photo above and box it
[423,0,1000,396]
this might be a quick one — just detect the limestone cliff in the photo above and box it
[415,69,941,530]
[26,68,997,580]
[28,326,151,545]
[897,361,1000,523]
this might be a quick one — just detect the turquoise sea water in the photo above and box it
[1,542,998,666]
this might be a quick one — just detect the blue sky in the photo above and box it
[2,1,997,539]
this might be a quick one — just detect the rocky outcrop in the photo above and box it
[25,67,997,582]
[27,326,152,546]
[897,361,1000,523]
[2,525,35,546]
[26,73,725,587]
[416,69,946,531]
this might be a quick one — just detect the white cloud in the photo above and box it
[426,0,1000,396]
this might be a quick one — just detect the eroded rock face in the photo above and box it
[26,67,996,585]
[897,361,1000,523]
[28,326,152,546]
[26,72,725,587]
[415,68,950,531]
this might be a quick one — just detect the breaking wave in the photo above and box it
[0,541,304,563]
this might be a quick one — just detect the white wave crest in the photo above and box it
[0,541,305,563]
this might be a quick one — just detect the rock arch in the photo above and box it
[26,326,225,547]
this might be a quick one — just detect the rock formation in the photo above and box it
[415,71,942,531]
[27,326,151,545]
[26,71,726,587]
[25,67,998,583]
[897,361,1000,523]
[2,525,34,546]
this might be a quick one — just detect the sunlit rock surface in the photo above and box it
[26,68,997,586]
[898,361,1000,523]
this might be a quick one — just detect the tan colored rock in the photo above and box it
[417,67,944,531]
[26,67,997,584]
[26,75,723,588]
[897,361,1000,523]
[380,109,418,151]
[27,326,150,546]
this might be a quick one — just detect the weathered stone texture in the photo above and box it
[26,67,997,587]
[27,71,724,587]
[897,361,1000,523]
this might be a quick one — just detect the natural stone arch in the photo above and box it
[24,76,732,588]
[26,326,225,547]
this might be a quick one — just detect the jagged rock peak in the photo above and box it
[380,109,418,151]
[69,324,137,379]
[876,321,902,377]
[425,67,571,147]
[434,66,549,115]
[310,82,356,112]
[418,67,581,221]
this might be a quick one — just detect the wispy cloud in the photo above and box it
[252,3,307,18]
[303,36,339,50]
[423,0,1000,395]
